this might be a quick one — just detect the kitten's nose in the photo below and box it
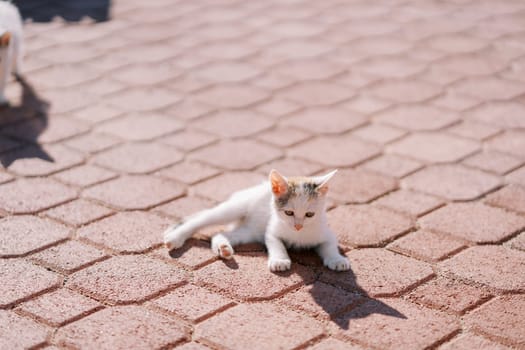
[294,224,303,231]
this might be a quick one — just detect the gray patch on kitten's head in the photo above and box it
[274,177,319,208]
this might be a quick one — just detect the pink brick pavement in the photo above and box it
[1,0,525,349]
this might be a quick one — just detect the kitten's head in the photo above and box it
[269,169,337,231]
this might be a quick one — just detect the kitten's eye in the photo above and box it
[305,212,315,218]
[284,210,294,216]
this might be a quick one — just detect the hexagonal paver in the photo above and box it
[0,178,77,214]
[83,175,185,210]
[362,154,423,178]
[65,132,121,154]
[2,116,90,144]
[93,142,183,174]
[403,165,501,200]
[321,249,433,296]
[274,59,345,81]
[190,140,282,171]
[352,123,405,144]
[288,136,381,167]
[465,295,525,346]
[440,333,512,350]
[108,88,180,111]
[467,101,525,129]
[151,284,234,322]
[420,203,525,243]
[194,85,269,108]
[374,190,444,217]
[388,133,479,163]
[409,278,491,315]
[17,288,102,326]
[374,105,459,131]
[194,254,314,301]
[485,184,525,214]
[158,161,220,185]
[67,255,187,304]
[78,211,171,253]
[95,114,184,141]
[487,131,525,158]
[463,151,524,175]
[191,172,265,202]
[43,199,113,227]
[335,298,458,349]
[327,169,398,204]
[30,240,107,274]
[193,110,273,138]
[388,230,465,262]
[0,310,49,349]
[452,76,525,100]
[155,196,216,220]
[447,121,500,140]
[354,57,425,79]
[0,215,69,258]
[0,259,61,308]
[195,303,323,350]
[439,246,525,292]
[283,107,367,134]
[112,64,182,85]
[53,165,117,188]
[194,62,261,82]
[55,306,188,350]
[368,80,441,103]
[281,81,355,106]
[328,204,413,247]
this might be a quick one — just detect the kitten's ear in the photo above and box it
[315,169,338,195]
[269,169,288,196]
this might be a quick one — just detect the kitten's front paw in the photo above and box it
[268,258,291,272]
[163,224,186,251]
[325,255,350,271]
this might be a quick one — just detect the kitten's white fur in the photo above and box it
[0,1,23,105]
[163,170,350,272]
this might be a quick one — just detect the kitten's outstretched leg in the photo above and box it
[316,235,350,271]
[266,235,291,272]
[164,199,246,250]
[210,227,250,259]
[0,33,11,106]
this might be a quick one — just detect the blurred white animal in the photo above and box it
[0,1,23,105]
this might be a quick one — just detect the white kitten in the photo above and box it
[0,1,23,105]
[163,169,350,272]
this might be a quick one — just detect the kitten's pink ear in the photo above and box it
[315,169,338,195]
[269,169,288,196]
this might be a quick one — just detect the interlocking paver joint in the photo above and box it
[1,0,524,349]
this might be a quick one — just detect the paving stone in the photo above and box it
[328,205,413,248]
[152,284,234,322]
[327,169,398,204]
[363,154,423,178]
[195,303,323,350]
[465,295,525,346]
[95,114,184,141]
[258,158,324,177]
[440,333,512,350]
[308,338,366,350]
[194,254,314,301]
[0,215,70,257]
[355,56,425,79]
[65,132,121,154]
[195,62,261,83]
[165,99,214,121]
[72,104,123,125]
[159,161,219,185]
[439,246,525,292]
[352,123,406,144]
[191,172,265,202]
[375,105,459,131]
[388,230,465,262]
[409,278,491,315]
[30,240,108,274]
[67,255,187,304]
[256,98,301,118]
[420,203,525,243]
[335,298,459,349]
[160,130,218,152]
[56,305,188,350]
[374,190,444,217]
[112,64,182,85]
[288,136,381,167]
[368,80,441,103]
[283,107,367,134]
[388,133,479,163]
[93,142,182,174]
[427,33,487,53]
[487,131,525,159]
[175,342,212,350]
[152,239,218,270]
[78,211,171,253]
[403,165,501,200]
[506,166,525,186]
[463,151,523,175]
[193,110,273,138]
[0,171,13,184]
[0,178,77,214]
[277,281,363,319]
[0,310,49,349]
[155,196,216,220]
[0,259,60,307]
[467,102,525,129]
[43,199,113,227]
[507,232,525,251]
[17,288,102,326]
[2,116,90,144]
[321,248,432,296]
[344,95,392,115]
[84,175,185,210]
[109,88,180,111]
[431,92,481,111]
[275,59,345,81]
[190,140,282,171]
[452,76,525,100]
[194,85,269,108]
[485,184,525,214]
[282,81,355,106]
[447,122,501,142]
[53,164,117,187]
[3,144,84,177]
[436,55,507,77]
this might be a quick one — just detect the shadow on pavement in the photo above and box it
[0,76,52,168]
[13,0,111,22]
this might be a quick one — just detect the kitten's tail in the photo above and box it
[163,198,246,250]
